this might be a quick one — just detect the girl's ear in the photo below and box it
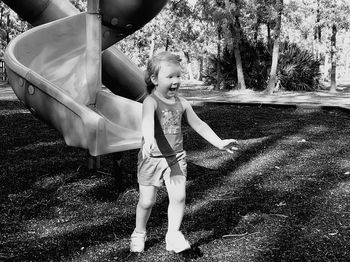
[150,74,158,86]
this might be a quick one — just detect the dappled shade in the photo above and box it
[2,102,350,261]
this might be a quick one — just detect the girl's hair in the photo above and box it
[144,51,181,94]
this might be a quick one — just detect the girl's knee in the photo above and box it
[169,191,186,204]
[166,180,186,204]
[138,185,157,209]
[138,197,156,209]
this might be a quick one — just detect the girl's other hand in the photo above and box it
[218,139,238,154]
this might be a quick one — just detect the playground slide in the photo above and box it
[3,0,168,156]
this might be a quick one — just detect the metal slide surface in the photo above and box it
[4,0,168,156]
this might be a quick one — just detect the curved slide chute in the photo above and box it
[3,0,168,156]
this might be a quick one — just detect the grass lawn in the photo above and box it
[2,98,350,261]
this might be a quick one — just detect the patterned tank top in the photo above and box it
[149,93,184,157]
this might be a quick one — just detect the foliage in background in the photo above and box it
[205,40,270,90]
[278,41,321,91]
[69,0,87,12]
[0,2,29,58]
[116,0,212,77]
[205,40,321,91]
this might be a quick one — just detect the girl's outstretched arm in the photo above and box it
[180,98,238,153]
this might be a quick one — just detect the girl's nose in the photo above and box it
[172,77,180,85]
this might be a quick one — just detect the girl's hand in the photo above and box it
[218,139,238,154]
[142,141,155,158]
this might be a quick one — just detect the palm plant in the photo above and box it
[278,42,321,91]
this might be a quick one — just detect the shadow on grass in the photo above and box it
[2,101,350,261]
[179,104,350,261]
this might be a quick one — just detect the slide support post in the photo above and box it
[86,0,102,104]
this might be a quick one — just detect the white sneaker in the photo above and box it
[130,230,147,252]
[165,231,191,253]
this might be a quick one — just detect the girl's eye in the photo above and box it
[166,73,181,79]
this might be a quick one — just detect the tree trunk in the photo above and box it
[253,17,260,43]
[266,0,283,94]
[149,33,155,58]
[267,22,272,51]
[345,51,350,78]
[330,23,337,92]
[184,51,194,80]
[215,26,222,90]
[165,37,170,51]
[233,43,246,90]
[0,7,3,24]
[0,7,5,44]
[6,13,10,44]
[198,56,203,81]
[313,0,322,60]
[224,0,246,90]
[323,53,329,80]
[266,41,280,93]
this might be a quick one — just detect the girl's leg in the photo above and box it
[131,185,157,252]
[135,184,158,233]
[164,174,190,253]
[164,174,187,233]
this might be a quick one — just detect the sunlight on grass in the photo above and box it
[187,136,272,170]
[27,213,115,238]
[66,240,127,262]
[303,124,329,135]
[0,109,30,115]
[187,149,232,169]
[328,182,350,200]
[34,175,65,189]
[232,148,287,179]
[187,148,287,215]
[8,140,65,153]
[338,160,350,170]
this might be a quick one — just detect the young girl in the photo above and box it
[130,51,238,253]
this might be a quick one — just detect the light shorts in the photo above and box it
[137,150,187,187]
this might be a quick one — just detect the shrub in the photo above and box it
[278,42,321,91]
[204,40,270,90]
[205,40,321,92]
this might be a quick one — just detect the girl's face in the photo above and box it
[152,61,181,99]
